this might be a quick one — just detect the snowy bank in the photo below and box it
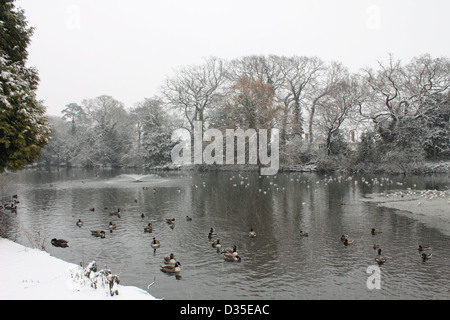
[363,189,450,236]
[0,238,158,300]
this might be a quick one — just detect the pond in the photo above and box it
[0,168,449,299]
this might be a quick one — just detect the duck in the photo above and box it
[166,218,175,224]
[208,228,218,238]
[248,228,256,238]
[373,244,380,249]
[110,208,121,218]
[299,230,309,237]
[224,253,241,262]
[212,239,222,249]
[186,216,192,221]
[151,237,161,248]
[144,223,153,233]
[153,188,159,194]
[160,261,181,273]
[91,230,106,238]
[170,224,175,230]
[163,253,177,265]
[108,222,117,231]
[418,245,430,252]
[375,249,387,265]
[89,208,95,212]
[421,252,432,261]
[221,245,238,255]
[51,238,69,248]
[76,219,83,227]
[343,238,354,246]
[340,234,349,242]
[371,228,382,235]
[12,194,18,199]
[141,213,145,218]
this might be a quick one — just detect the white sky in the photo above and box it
[15,0,450,116]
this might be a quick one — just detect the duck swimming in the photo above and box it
[371,228,382,235]
[144,223,153,233]
[221,245,238,255]
[91,230,106,238]
[212,239,222,249]
[110,208,121,218]
[109,222,117,231]
[163,253,177,265]
[151,237,161,248]
[160,261,181,273]
[51,238,69,248]
[418,245,430,252]
[208,228,218,238]
[248,229,256,238]
[76,219,83,227]
[224,253,241,262]
[299,231,309,237]
[343,238,354,246]
[375,249,387,265]
[166,218,175,224]
[421,252,432,261]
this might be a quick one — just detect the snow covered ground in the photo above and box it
[0,238,158,300]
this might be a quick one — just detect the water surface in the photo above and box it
[1,168,449,299]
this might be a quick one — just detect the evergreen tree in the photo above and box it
[0,0,49,173]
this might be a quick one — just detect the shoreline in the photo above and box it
[363,189,450,236]
[0,238,158,300]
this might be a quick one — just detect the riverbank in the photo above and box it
[363,189,450,236]
[0,238,157,300]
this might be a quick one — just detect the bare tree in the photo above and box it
[162,57,227,137]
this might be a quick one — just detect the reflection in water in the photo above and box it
[1,168,449,300]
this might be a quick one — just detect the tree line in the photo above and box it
[39,54,449,173]
[1,1,448,174]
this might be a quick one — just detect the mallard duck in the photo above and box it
[208,228,218,238]
[151,237,161,248]
[109,222,117,231]
[160,261,181,273]
[141,213,145,218]
[89,208,95,212]
[110,208,121,218]
[170,224,175,230]
[12,194,18,199]
[224,253,241,262]
[340,234,349,242]
[144,223,153,233]
[373,244,380,249]
[186,216,192,221]
[343,238,354,246]
[299,230,309,237]
[248,228,256,238]
[163,253,177,265]
[421,252,432,261]
[76,219,83,227]
[212,239,222,248]
[166,218,175,224]
[153,188,159,194]
[418,245,430,252]
[51,238,69,248]
[371,228,382,235]
[91,230,106,238]
[375,249,387,265]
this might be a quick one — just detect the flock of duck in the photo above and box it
[2,173,442,280]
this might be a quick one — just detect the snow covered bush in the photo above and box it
[70,261,120,297]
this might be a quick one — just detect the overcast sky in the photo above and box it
[16,0,450,116]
